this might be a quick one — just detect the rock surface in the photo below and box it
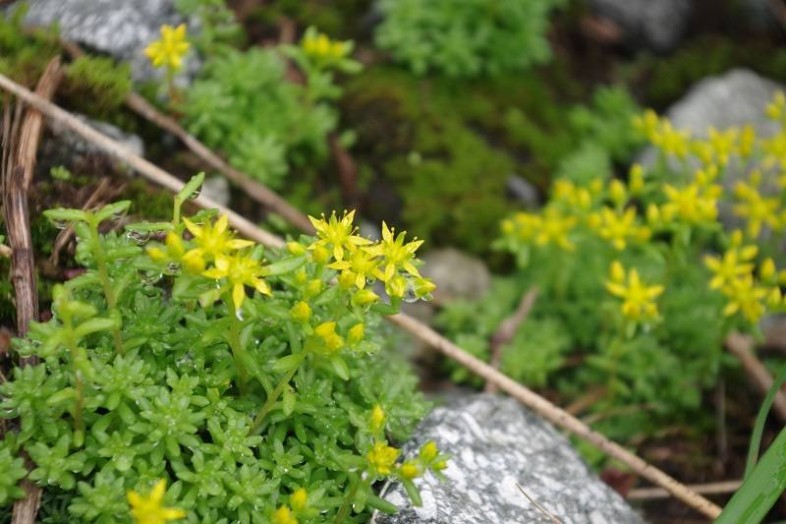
[420,248,491,304]
[373,394,646,524]
[18,0,197,83]
[662,69,782,134]
[587,0,691,52]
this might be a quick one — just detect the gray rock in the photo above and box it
[506,175,540,209]
[421,248,491,304]
[588,0,691,52]
[18,0,199,83]
[201,175,230,208]
[662,69,782,134]
[374,394,645,524]
[41,114,144,175]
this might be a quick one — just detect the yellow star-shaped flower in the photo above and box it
[127,479,185,524]
[145,24,190,71]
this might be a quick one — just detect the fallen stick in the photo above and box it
[627,480,742,500]
[485,287,538,393]
[2,57,62,524]
[60,40,315,234]
[726,331,786,423]
[0,71,723,520]
[0,72,284,250]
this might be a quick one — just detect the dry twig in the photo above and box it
[2,57,62,524]
[726,331,786,423]
[0,71,723,520]
[60,40,315,234]
[628,480,742,500]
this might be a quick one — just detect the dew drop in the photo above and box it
[235,308,244,321]
[187,186,202,200]
[52,219,68,230]
[165,262,180,275]
[138,271,163,285]
[126,229,152,246]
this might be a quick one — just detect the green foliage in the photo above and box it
[487,99,786,443]
[0,4,61,87]
[174,0,245,53]
[375,0,565,78]
[0,187,443,522]
[62,56,132,118]
[435,278,571,387]
[182,28,359,192]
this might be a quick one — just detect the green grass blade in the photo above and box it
[745,365,786,479]
[717,425,786,523]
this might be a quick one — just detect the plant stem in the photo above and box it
[227,299,248,389]
[334,474,360,524]
[89,221,123,354]
[251,365,298,433]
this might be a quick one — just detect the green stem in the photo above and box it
[62,318,85,444]
[227,299,248,389]
[334,474,360,524]
[251,365,298,433]
[745,364,786,478]
[90,222,123,354]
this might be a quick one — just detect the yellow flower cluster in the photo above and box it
[301,28,349,63]
[364,406,446,480]
[308,211,435,302]
[704,232,785,324]
[733,175,784,238]
[127,479,185,524]
[144,24,189,71]
[605,261,664,324]
[148,215,271,310]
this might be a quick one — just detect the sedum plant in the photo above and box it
[374,0,566,78]
[181,28,360,190]
[445,94,786,442]
[0,175,445,523]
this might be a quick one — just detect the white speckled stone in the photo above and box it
[373,394,646,524]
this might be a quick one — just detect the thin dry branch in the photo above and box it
[60,39,314,234]
[628,480,742,500]
[726,331,786,423]
[3,57,61,524]
[485,287,538,393]
[0,72,285,250]
[0,71,723,520]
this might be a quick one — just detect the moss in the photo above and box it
[0,5,61,88]
[61,56,132,119]
[626,35,786,109]
[341,63,588,254]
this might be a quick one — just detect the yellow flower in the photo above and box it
[329,245,379,289]
[605,263,664,323]
[308,210,370,263]
[399,461,421,479]
[534,207,576,251]
[183,215,253,265]
[368,222,423,282]
[144,24,190,71]
[348,323,365,346]
[301,28,349,63]
[721,275,768,324]
[704,244,758,290]
[309,321,344,354]
[127,479,185,524]
[352,288,380,307]
[652,120,691,158]
[147,231,185,265]
[290,488,308,512]
[609,179,627,207]
[733,180,782,238]
[628,164,644,195]
[290,301,312,323]
[661,182,720,226]
[589,207,650,251]
[369,404,386,432]
[766,92,786,120]
[272,506,298,524]
[202,253,272,310]
[367,441,400,476]
[419,441,439,462]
